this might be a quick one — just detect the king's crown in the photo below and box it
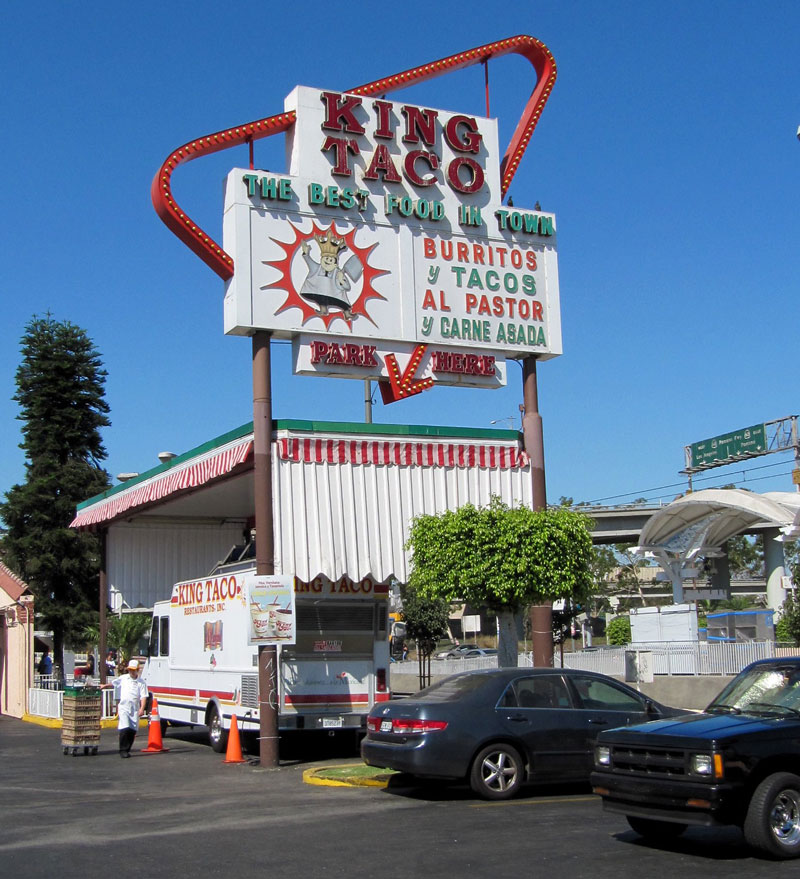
[315,229,346,257]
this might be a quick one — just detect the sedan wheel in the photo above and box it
[469,743,523,800]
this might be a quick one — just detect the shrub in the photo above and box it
[606,616,631,646]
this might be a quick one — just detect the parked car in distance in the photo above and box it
[591,657,800,860]
[461,648,498,658]
[361,667,682,800]
[435,644,478,659]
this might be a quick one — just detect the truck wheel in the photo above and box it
[626,816,687,839]
[744,772,800,859]
[207,706,228,753]
[469,743,523,800]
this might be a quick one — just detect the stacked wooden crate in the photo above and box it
[61,687,102,755]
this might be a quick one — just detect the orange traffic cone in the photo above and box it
[223,714,248,764]
[141,696,169,754]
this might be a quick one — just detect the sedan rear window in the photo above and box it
[413,674,493,702]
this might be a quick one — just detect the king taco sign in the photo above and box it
[223,86,561,398]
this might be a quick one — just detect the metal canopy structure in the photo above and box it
[634,489,800,605]
[72,420,532,610]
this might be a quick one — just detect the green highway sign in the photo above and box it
[687,423,767,471]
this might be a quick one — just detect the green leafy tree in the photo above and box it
[783,540,799,586]
[588,545,617,614]
[405,498,594,667]
[777,592,800,646]
[726,534,764,579]
[606,616,632,646]
[613,543,651,607]
[399,582,450,689]
[0,316,111,671]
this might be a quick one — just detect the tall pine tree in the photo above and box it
[1,315,111,670]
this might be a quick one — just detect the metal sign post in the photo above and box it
[252,332,279,767]
[522,357,552,667]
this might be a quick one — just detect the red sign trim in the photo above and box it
[151,35,556,281]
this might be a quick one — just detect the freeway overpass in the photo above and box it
[583,503,660,544]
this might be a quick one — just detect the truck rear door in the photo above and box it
[279,599,380,730]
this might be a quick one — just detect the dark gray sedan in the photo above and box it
[361,667,682,800]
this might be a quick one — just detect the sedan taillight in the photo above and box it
[392,719,448,733]
[367,716,448,734]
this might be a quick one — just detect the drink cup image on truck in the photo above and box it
[591,657,800,860]
[144,556,390,753]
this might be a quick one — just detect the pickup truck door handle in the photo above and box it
[588,718,609,725]
[507,713,528,722]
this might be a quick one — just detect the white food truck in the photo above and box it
[144,553,390,751]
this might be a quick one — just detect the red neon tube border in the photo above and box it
[151,34,556,281]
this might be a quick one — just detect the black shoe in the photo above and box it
[120,751,130,758]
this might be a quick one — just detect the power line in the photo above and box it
[585,454,795,506]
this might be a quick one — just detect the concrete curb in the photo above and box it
[22,714,148,730]
[302,764,395,788]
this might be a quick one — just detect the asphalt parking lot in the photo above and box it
[2,715,798,878]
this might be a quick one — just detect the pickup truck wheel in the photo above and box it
[469,743,523,800]
[744,772,800,859]
[626,816,687,839]
[208,706,228,753]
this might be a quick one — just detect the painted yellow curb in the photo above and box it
[302,764,395,788]
[22,714,148,730]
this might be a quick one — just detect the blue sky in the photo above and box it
[2,1,799,509]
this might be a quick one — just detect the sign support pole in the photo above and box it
[522,357,553,667]
[253,331,279,767]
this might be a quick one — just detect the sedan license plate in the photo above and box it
[322,717,343,729]
[380,720,392,732]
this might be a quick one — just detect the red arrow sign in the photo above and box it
[380,345,434,404]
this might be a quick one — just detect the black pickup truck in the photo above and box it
[591,657,800,859]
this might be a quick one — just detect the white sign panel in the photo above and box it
[246,574,296,646]
[223,87,561,362]
[293,334,506,389]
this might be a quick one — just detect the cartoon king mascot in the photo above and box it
[299,229,362,319]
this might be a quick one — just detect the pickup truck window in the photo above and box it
[708,665,800,714]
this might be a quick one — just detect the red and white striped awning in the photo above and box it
[70,438,254,528]
[277,437,528,469]
[71,432,528,529]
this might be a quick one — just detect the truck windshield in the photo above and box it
[707,666,800,716]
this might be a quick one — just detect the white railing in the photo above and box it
[429,656,501,675]
[556,647,625,676]
[28,686,64,719]
[27,681,117,719]
[556,641,799,676]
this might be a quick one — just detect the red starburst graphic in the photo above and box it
[262,221,387,331]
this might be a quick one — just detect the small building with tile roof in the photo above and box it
[0,561,35,718]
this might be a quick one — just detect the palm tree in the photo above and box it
[83,613,151,668]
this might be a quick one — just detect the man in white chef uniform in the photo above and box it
[113,659,148,758]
